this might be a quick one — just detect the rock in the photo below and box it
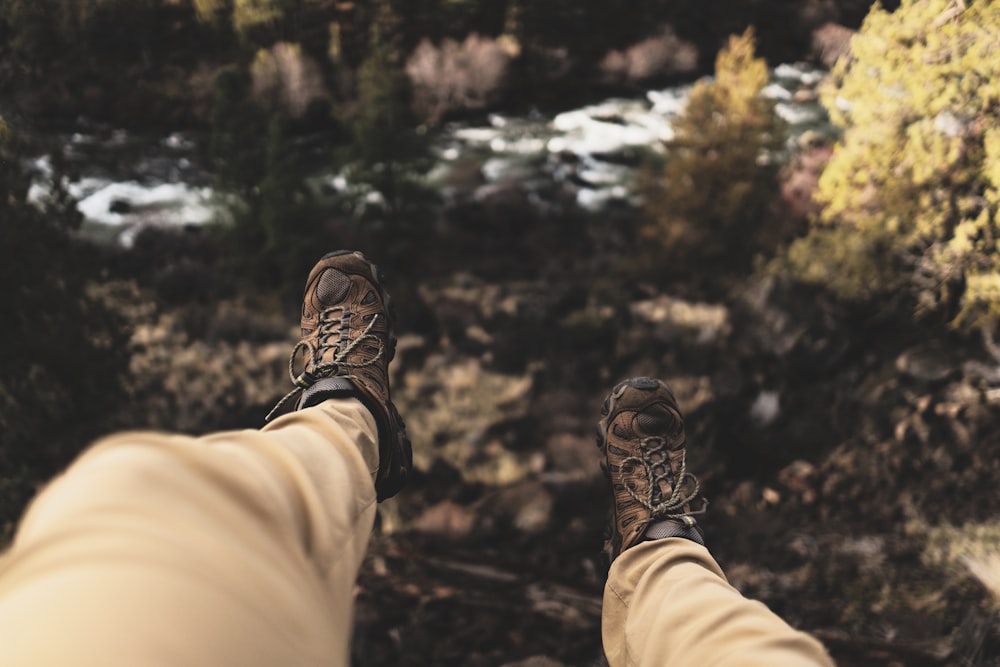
[792,87,819,104]
[778,460,818,504]
[896,343,957,383]
[985,388,1000,405]
[109,198,132,214]
[543,432,602,483]
[630,295,730,345]
[479,479,554,533]
[438,156,486,201]
[473,180,531,210]
[412,500,478,539]
[935,380,980,419]
[962,359,1000,385]
[835,536,887,574]
[734,276,808,357]
[749,390,781,427]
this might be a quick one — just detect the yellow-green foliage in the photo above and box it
[786,0,1000,328]
[232,0,284,34]
[923,519,1000,606]
[193,0,323,37]
[192,0,224,22]
[639,29,785,277]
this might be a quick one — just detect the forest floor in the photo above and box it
[102,222,1000,667]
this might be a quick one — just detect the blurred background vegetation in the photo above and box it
[3,0,1000,663]
[0,121,130,539]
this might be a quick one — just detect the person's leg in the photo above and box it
[603,539,833,667]
[0,399,377,667]
[0,250,412,667]
[596,377,833,667]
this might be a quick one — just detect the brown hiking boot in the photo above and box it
[266,250,412,501]
[597,377,707,567]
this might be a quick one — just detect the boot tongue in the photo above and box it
[634,404,676,437]
[316,269,352,304]
[634,404,678,506]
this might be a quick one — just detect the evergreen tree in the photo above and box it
[209,68,331,297]
[344,21,438,257]
[255,114,329,290]
[210,65,269,195]
[638,29,785,286]
[1,0,161,68]
[195,0,331,52]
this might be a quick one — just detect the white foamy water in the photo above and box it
[73,181,218,226]
[29,173,222,245]
[435,63,831,211]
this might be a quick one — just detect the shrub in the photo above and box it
[195,0,323,39]
[924,519,1000,607]
[406,33,512,124]
[784,0,1000,331]
[251,41,327,119]
[637,29,786,286]
[597,26,699,84]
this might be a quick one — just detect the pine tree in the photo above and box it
[638,29,785,286]
[209,66,269,195]
[344,19,438,256]
[209,69,330,296]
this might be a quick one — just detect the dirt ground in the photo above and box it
[114,240,1000,666]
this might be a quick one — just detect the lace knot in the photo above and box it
[619,436,705,528]
[264,312,385,422]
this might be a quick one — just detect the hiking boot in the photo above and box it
[597,377,707,566]
[266,250,412,501]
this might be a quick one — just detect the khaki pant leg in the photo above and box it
[0,398,378,667]
[603,538,834,667]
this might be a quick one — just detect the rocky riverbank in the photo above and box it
[26,62,830,255]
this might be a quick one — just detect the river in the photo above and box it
[28,63,832,246]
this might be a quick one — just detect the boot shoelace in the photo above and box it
[265,308,384,422]
[619,435,706,526]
